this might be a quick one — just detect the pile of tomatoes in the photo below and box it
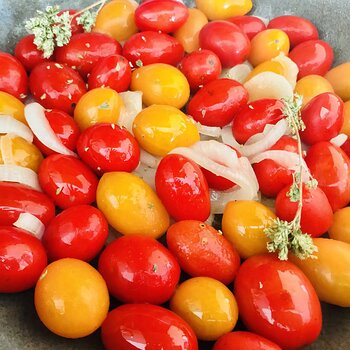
[1,0,350,349]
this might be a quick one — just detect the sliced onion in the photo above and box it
[331,133,348,147]
[13,213,45,240]
[220,62,253,83]
[196,122,222,138]
[205,213,215,226]
[0,164,41,191]
[118,91,143,133]
[140,149,160,168]
[272,53,299,88]
[0,115,33,142]
[0,134,14,165]
[133,164,157,190]
[24,103,77,157]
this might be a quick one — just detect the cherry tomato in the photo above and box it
[155,154,210,221]
[289,40,334,79]
[58,9,84,35]
[227,16,266,40]
[325,61,350,102]
[35,258,109,338]
[0,51,28,99]
[329,207,350,244]
[187,78,248,127]
[88,54,131,92]
[29,62,86,115]
[167,220,240,284]
[55,32,122,78]
[178,49,222,91]
[341,138,350,158]
[0,226,47,293]
[77,123,140,174]
[199,21,251,68]
[101,304,198,350]
[0,91,25,124]
[42,205,108,262]
[0,182,55,226]
[305,141,350,211]
[234,254,322,349]
[341,100,350,136]
[38,154,98,209]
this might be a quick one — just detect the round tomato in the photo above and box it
[234,254,322,349]
[0,92,25,124]
[329,207,350,244]
[325,62,350,102]
[227,16,266,40]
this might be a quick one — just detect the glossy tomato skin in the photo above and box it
[178,49,222,91]
[305,141,350,211]
[29,62,86,114]
[289,40,334,79]
[300,92,343,145]
[123,31,184,67]
[187,78,248,127]
[156,154,210,221]
[0,182,55,226]
[199,21,251,68]
[101,304,198,350]
[234,254,322,350]
[135,0,189,33]
[38,154,98,209]
[167,220,240,284]
[55,32,122,78]
[77,123,140,175]
[43,205,108,262]
[227,16,266,40]
[88,54,131,92]
[0,226,47,293]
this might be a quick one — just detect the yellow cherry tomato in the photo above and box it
[173,8,208,53]
[133,105,200,156]
[93,0,138,42]
[290,238,350,307]
[340,101,350,136]
[295,75,334,106]
[222,200,276,259]
[248,29,290,67]
[0,92,25,124]
[245,60,285,82]
[325,61,350,101]
[35,258,109,338]
[131,63,190,109]
[170,277,238,341]
[97,172,170,238]
[329,207,350,244]
[74,88,122,131]
[195,0,252,20]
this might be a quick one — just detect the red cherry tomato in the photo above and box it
[29,62,86,114]
[38,154,98,209]
[135,0,189,33]
[199,21,251,68]
[289,40,334,79]
[43,205,108,262]
[99,235,180,304]
[155,154,210,221]
[267,15,319,47]
[300,92,344,145]
[234,254,322,350]
[187,78,248,127]
[88,54,131,92]
[76,123,140,175]
[0,182,55,226]
[0,226,47,293]
[178,49,222,91]
[102,304,198,350]
[214,331,282,350]
[227,16,266,40]
[0,51,28,99]
[58,9,84,34]
[55,32,122,78]
[166,220,240,284]
[341,139,350,158]
[123,31,184,67]
[305,141,350,211]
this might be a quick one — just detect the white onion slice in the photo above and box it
[205,213,215,226]
[196,122,222,138]
[0,115,33,142]
[331,133,348,147]
[13,213,45,240]
[24,103,76,157]
[220,62,253,83]
[0,134,14,165]
[0,164,41,191]
[118,91,143,133]
[272,53,299,88]
[133,164,156,190]
[140,149,160,168]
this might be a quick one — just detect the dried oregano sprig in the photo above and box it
[263,94,318,261]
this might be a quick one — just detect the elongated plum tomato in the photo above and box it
[305,141,350,211]
[0,226,47,293]
[187,78,248,127]
[0,92,25,124]
[234,254,322,350]
[29,62,87,115]
[328,207,350,244]
[42,205,108,262]
[227,16,266,40]
[325,62,350,102]
[156,154,210,222]
[101,304,198,350]
[98,235,180,304]
[38,154,98,209]
[166,220,240,284]
[199,21,251,68]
